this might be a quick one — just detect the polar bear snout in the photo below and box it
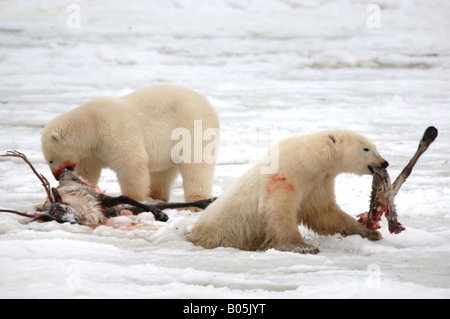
[368,160,389,174]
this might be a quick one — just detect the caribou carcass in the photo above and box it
[0,151,215,226]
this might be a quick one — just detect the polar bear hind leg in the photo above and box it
[179,162,215,202]
[261,184,319,254]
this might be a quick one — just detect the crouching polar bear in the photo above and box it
[187,130,389,254]
[41,85,220,202]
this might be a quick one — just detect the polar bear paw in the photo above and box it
[279,243,320,254]
[360,229,382,241]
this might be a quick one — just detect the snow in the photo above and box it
[1,0,450,298]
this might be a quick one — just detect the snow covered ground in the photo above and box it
[1,0,449,298]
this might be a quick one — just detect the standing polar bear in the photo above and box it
[187,130,389,254]
[41,85,220,202]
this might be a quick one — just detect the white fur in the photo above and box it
[187,130,387,254]
[41,85,220,202]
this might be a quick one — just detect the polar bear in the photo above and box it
[41,85,220,202]
[186,130,388,254]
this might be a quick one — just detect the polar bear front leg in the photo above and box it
[299,180,382,241]
[75,157,103,185]
[149,167,178,202]
[112,155,150,201]
[262,187,319,254]
[301,201,382,241]
[337,211,382,241]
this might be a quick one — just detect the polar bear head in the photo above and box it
[327,130,389,176]
[41,128,81,180]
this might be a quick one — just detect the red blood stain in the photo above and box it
[52,161,77,180]
[266,173,294,195]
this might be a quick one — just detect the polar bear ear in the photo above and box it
[327,134,340,148]
[328,135,336,144]
[51,132,61,142]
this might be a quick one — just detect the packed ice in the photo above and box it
[0,0,449,298]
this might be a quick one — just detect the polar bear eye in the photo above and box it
[49,160,54,164]
[363,147,370,152]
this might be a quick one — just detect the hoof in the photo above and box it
[157,212,169,222]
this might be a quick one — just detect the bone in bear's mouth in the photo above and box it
[359,126,438,234]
